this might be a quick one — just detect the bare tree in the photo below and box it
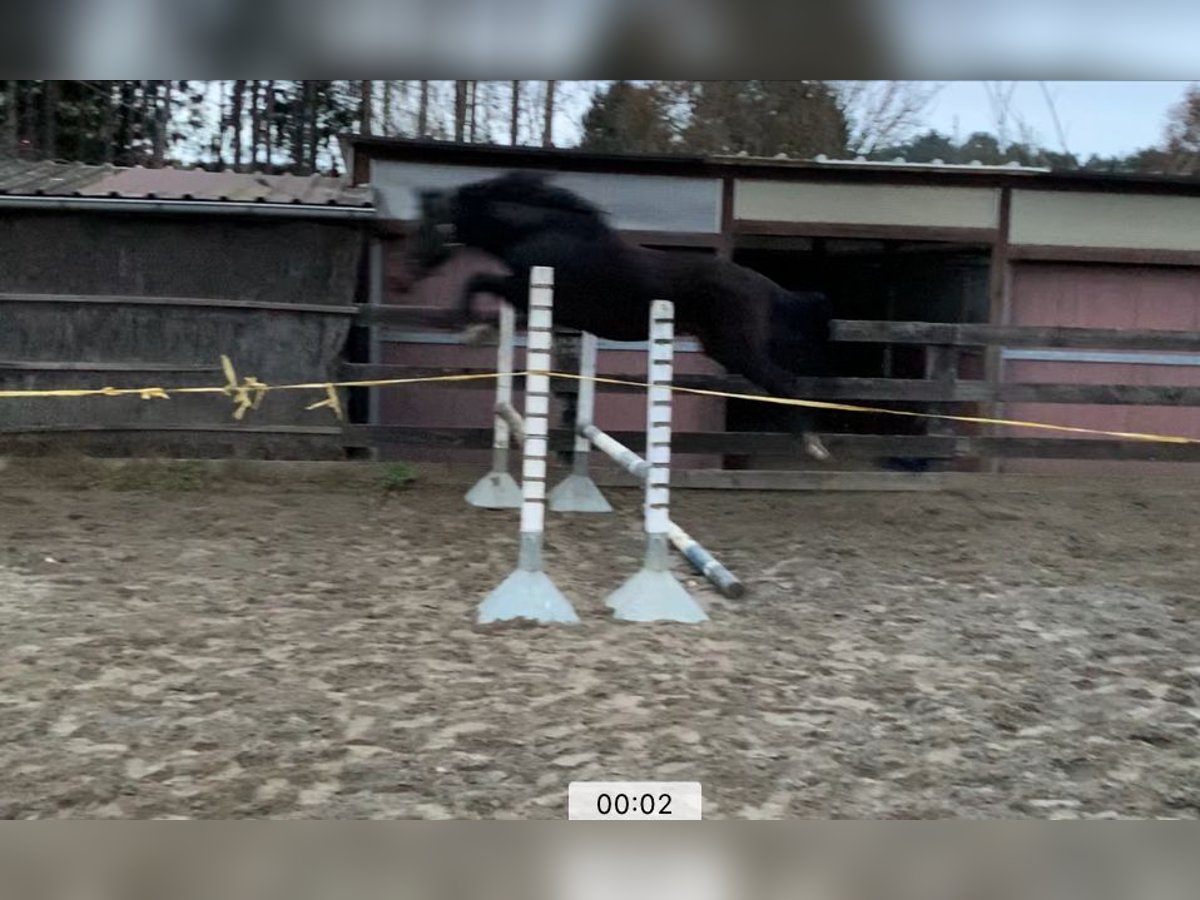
[1037,81,1072,158]
[211,81,227,167]
[151,80,170,166]
[98,81,114,164]
[264,80,275,169]
[982,81,1021,151]
[231,79,245,169]
[454,80,468,141]
[510,80,521,144]
[305,81,319,173]
[467,80,477,142]
[1163,82,1200,175]
[2,81,15,156]
[543,79,556,147]
[20,81,37,157]
[417,80,429,137]
[42,80,59,159]
[381,80,394,135]
[360,79,373,136]
[833,81,943,156]
[289,81,306,172]
[248,80,261,166]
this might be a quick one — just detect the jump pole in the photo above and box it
[579,424,744,600]
[604,300,708,624]
[465,303,523,509]
[491,401,742,599]
[548,330,612,513]
[477,267,580,625]
[549,316,744,600]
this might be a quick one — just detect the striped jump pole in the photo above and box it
[477,267,580,625]
[549,331,613,513]
[465,303,523,509]
[604,300,708,624]
[578,423,744,600]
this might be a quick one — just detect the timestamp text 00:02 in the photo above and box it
[596,792,673,816]
[568,782,702,819]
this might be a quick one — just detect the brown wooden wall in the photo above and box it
[0,209,368,459]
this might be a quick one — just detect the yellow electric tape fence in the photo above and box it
[2,354,1199,446]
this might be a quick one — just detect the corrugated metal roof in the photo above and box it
[0,159,116,195]
[0,160,373,208]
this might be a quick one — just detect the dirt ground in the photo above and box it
[1,461,1198,819]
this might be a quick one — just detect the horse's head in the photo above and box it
[407,187,461,276]
[407,171,610,276]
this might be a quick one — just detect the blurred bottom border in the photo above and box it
[0,821,1196,900]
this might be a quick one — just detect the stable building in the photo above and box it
[344,136,1200,474]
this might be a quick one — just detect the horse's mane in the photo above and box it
[460,172,610,225]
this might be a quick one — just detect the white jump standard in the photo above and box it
[477,268,581,625]
[465,303,523,509]
[603,300,708,624]
[547,331,611,513]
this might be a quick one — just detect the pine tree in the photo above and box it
[678,81,849,158]
[579,81,677,154]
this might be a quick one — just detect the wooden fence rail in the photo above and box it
[5,291,1200,476]
[342,427,1200,462]
[6,424,1199,463]
[347,308,1200,476]
[359,305,1200,352]
[337,364,1200,407]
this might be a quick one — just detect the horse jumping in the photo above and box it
[408,170,834,461]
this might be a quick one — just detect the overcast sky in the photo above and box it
[554,81,1192,161]
[917,81,1190,158]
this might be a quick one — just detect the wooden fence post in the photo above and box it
[552,330,581,469]
[925,343,959,469]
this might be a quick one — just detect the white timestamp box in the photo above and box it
[568,781,702,820]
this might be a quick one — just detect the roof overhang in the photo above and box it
[345,135,1200,198]
[0,194,376,220]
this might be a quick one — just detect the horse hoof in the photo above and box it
[461,323,498,346]
[803,434,832,462]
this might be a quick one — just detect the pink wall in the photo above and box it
[1002,263,1200,475]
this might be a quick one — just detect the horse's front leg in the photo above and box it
[456,272,526,345]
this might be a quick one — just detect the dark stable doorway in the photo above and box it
[727,238,991,469]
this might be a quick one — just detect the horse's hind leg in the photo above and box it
[738,357,832,462]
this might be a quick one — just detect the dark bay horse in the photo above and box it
[407,171,833,461]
